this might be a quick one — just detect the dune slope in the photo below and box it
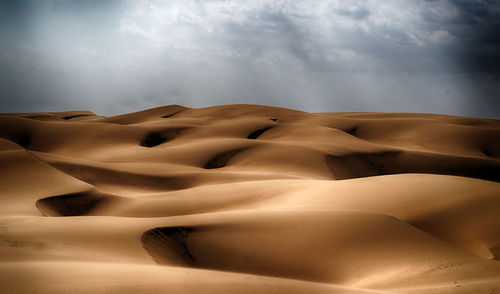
[1,104,499,294]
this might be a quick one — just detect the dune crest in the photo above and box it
[1,104,499,293]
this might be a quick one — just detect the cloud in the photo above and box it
[0,0,498,117]
[117,0,454,73]
[333,6,370,20]
[417,0,500,74]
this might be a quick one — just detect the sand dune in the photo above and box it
[1,104,499,293]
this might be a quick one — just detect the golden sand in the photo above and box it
[1,105,499,293]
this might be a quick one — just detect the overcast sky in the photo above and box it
[0,0,499,118]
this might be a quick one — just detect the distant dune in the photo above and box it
[1,104,499,294]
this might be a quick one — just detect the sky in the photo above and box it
[0,0,499,118]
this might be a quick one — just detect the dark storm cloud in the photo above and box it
[0,0,499,117]
[416,0,500,115]
[452,0,500,115]
[452,0,500,74]
[420,0,500,74]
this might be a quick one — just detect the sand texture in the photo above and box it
[1,104,500,293]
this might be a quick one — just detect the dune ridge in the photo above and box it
[1,104,499,293]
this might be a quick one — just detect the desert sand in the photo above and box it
[1,104,499,294]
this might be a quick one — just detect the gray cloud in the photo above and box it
[0,0,498,118]
[334,6,370,20]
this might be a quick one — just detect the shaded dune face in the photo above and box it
[161,110,184,118]
[140,132,166,148]
[1,105,500,294]
[36,191,108,217]
[204,148,248,169]
[343,126,358,136]
[325,151,402,179]
[325,150,500,181]
[61,113,94,120]
[16,133,31,148]
[139,127,188,148]
[141,227,195,266]
[247,126,274,139]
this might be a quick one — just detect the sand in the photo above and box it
[0,104,499,293]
